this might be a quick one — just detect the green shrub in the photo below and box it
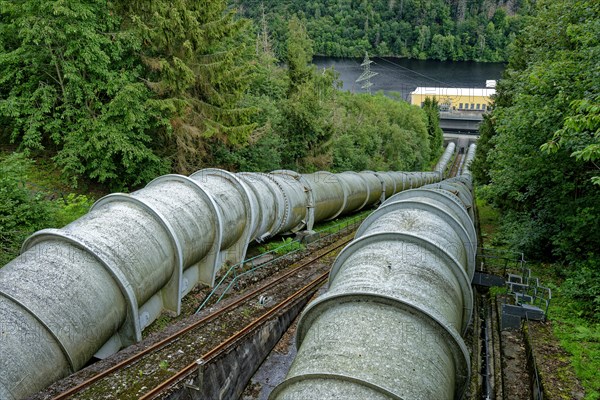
[0,153,97,267]
[50,194,94,228]
[561,259,600,321]
[0,154,51,266]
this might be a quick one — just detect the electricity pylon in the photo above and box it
[356,52,378,94]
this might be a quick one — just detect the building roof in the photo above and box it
[410,87,496,97]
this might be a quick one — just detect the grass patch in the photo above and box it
[477,194,599,398]
[257,237,304,256]
[314,209,371,234]
[476,194,500,244]
[537,271,600,400]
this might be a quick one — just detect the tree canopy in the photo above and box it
[234,0,532,61]
[0,1,440,189]
[473,0,600,318]
[0,0,169,188]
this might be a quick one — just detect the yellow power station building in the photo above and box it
[410,87,496,112]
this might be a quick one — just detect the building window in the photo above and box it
[476,104,480,110]
[421,102,424,108]
[482,104,487,111]
[470,103,475,110]
[459,103,463,109]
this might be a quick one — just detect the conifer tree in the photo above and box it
[285,16,314,93]
[0,0,168,188]
[422,97,443,161]
[118,0,257,173]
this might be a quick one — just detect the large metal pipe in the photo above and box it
[435,142,457,177]
[0,166,441,400]
[461,143,476,176]
[271,168,477,399]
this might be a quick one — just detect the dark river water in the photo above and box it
[313,56,505,101]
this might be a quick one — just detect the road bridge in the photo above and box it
[440,111,483,134]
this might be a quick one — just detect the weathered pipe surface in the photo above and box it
[435,142,457,176]
[460,143,476,176]
[0,166,442,400]
[271,168,477,399]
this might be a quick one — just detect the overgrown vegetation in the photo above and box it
[0,153,93,266]
[547,278,600,399]
[479,194,599,399]
[0,1,437,190]
[0,0,170,189]
[472,3,599,393]
[473,0,600,320]
[235,0,532,61]
[0,2,440,268]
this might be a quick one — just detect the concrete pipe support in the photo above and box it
[271,172,477,399]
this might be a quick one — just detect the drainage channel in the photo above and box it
[480,297,493,399]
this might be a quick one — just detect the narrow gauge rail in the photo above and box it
[139,273,329,400]
[49,235,352,400]
[449,151,464,178]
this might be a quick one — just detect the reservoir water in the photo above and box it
[313,56,505,101]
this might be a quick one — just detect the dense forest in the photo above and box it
[0,1,441,264]
[472,0,600,319]
[0,1,439,187]
[234,0,532,61]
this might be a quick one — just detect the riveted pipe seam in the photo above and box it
[0,291,75,373]
[270,373,405,400]
[146,174,224,286]
[271,170,314,232]
[21,228,141,347]
[191,168,254,254]
[382,188,477,257]
[287,293,471,400]
[238,173,283,239]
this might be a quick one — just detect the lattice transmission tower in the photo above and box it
[356,52,378,94]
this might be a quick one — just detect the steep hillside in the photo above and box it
[234,0,533,61]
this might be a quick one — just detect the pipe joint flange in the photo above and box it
[296,292,471,400]
[92,193,184,314]
[358,199,476,278]
[22,228,142,356]
[329,231,473,333]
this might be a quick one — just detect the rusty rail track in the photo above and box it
[51,235,352,400]
[449,151,464,178]
[139,271,329,400]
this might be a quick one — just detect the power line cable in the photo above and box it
[374,57,454,87]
